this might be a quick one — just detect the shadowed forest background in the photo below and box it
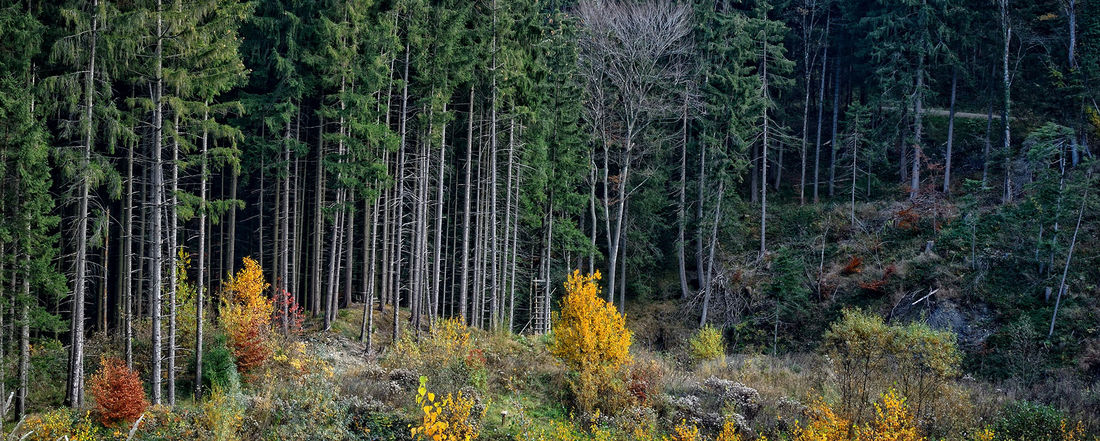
[0,0,1099,439]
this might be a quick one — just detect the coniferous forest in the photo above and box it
[1,0,1099,439]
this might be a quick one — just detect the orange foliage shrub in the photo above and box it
[88,357,148,425]
[219,257,273,374]
[549,270,633,413]
[842,256,863,275]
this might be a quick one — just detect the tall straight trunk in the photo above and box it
[943,68,958,193]
[501,117,515,328]
[800,38,812,205]
[760,40,770,257]
[588,159,597,275]
[607,132,632,305]
[982,83,994,186]
[325,192,344,330]
[149,0,165,405]
[828,65,840,197]
[195,109,209,399]
[910,52,925,201]
[432,105,448,321]
[313,117,325,315]
[19,270,29,418]
[1048,170,1090,337]
[393,42,411,341]
[678,98,690,300]
[226,172,237,275]
[168,107,179,406]
[344,200,355,310]
[699,181,724,327]
[66,0,99,409]
[1000,0,1013,203]
[125,140,135,369]
[362,195,379,350]
[282,123,292,334]
[696,133,706,286]
[459,86,474,324]
[542,201,554,333]
[813,19,829,203]
[851,122,859,226]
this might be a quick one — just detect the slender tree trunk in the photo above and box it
[829,66,840,197]
[125,140,135,369]
[1048,170,1090,337]
[168,106,179,406]
[1000,0,1013,203]
[943,68,958,193]
[460,86,474,324]
[195,108,208,399]
[393,42,411,341]
[761,39,770,257]
[678,97,690,300]
[814,19,829,203]
[149,0,165,405]
[697,132,706,286]
[66,0,99,409]
[910,53,925,201]
[699,181,724,327]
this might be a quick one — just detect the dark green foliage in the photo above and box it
[198,334,240,392]
[994,401,1068,441]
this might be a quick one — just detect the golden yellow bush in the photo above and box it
[688,325,726,362]
[715,419,743,441]
[549,270,633,413]
[970,427,994,441]
[795,399,853,441]
[410,376,483,441]
[22,409,100,441]
[665,420,701,441]
[219,257,273,373]
[863,390,921,441]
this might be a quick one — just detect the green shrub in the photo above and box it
[993,401,1066,441]
[199,334,241,393]
[688,325,726,362]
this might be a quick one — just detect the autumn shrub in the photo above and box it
[21,408,101,441]
[689,325,726,362]
[549,270,633,414]
[88,356,149,425]
[202,385,244,441]
[861,390,921,441]
[219,256,273,375]
[665,420,701,441]
[272,287,305,334]
[410,376,484,441]
[825,309,959,426]
[794,399,854,441]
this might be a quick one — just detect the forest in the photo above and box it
[0,0,1098,439]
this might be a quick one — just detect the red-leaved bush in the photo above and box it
[89,357,148,425]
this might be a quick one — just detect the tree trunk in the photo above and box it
[66,0,99,409]
[943,67,958,193]
[814,19,829,204]
[699,181,724,327]
[828,66,840,197]
[195,108,208,399]
[393,42,411,341]
[910,54,925,201]
[149,0,164,405]
[1048,170,1090,337]
[459,86,474,325]
[678,97,690,300]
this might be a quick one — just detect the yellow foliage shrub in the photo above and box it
[549,270,633,413]
[410,376,484,441]
[795,399,853,441]
[665,420,701,441]
[688,325,726,362]
[795,391,923,441]
[219,257,273,374]
[863,390,921,441]
[22,409,100,441]
[715,419,743,441]
[202,385,243,441]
